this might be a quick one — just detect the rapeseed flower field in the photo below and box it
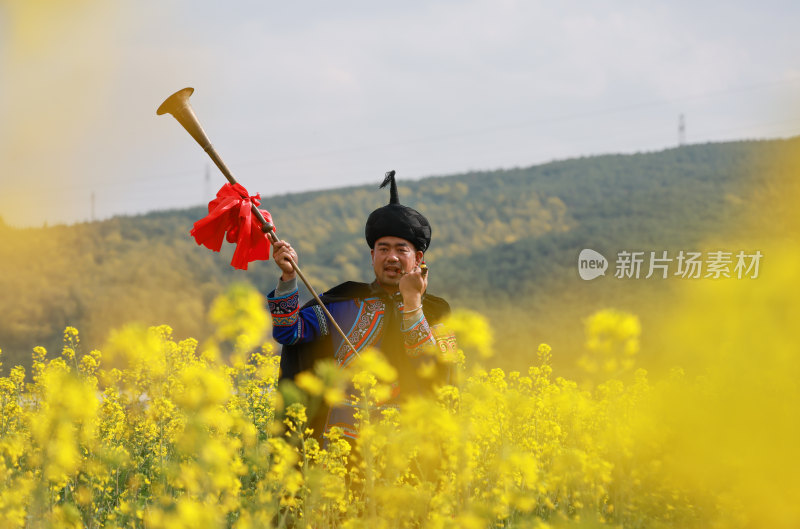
[2,152,798,529]
[2,260,796,529]
[0,305,664,529]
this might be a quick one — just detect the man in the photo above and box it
[266,171,456,441]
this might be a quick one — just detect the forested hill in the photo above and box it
[1,137,794,372]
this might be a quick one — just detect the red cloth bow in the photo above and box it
[190,183,274,270]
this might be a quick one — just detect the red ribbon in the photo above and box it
[190,183,274,270]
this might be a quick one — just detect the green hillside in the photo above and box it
[1,137,793,374]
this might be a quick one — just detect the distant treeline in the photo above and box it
[1,137,795,373]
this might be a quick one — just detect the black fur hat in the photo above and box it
[364,171,431,252]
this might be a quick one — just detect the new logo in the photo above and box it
[578,249,608,280]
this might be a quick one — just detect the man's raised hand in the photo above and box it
[399,263,428,312]
[273,240,298,281]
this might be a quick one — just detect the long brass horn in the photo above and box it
[157,87,359,358]
[157,87,261,221]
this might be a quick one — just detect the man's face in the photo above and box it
[371,236,423,291]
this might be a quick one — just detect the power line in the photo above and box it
[13,75,800,196]
[231,74,800,168]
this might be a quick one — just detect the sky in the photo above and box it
[1,0,799,227]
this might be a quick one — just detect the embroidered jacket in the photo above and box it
[267,280,456,440]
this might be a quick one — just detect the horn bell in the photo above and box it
[157,87,213,150]
[157,87,194,116]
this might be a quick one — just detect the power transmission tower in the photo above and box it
[678,114,686,146]
[204,164,211,202]
[91,191,96,221]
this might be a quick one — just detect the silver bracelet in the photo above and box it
[401,304,423,315]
